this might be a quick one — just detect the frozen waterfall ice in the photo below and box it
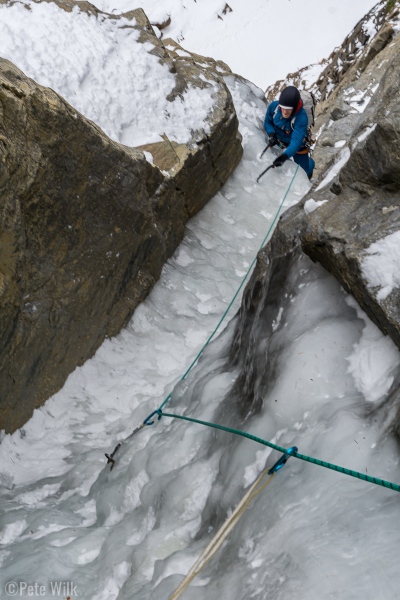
[1,76,400,600]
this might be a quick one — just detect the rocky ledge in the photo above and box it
[0,3,242,432]
[302,25,400,349]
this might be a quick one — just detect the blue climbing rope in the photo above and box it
[158,165,300,410]
[105,159,400,496]
[149,409,400,494]
[105,164,299,469]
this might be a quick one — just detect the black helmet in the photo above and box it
[279,86,300,110]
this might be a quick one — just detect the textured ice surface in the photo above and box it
[346,297,400,402]
[1,81,399,600]
[2,70,400,599]
[1,2,400,597]
[1,74,400,600]
[0,77,314,598]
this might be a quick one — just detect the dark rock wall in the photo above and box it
[0,4,242,432]
[0,59,185,431]
[302,35,400,349]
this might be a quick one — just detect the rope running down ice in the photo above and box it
[169,467,277,600]
[105,165,300,468]
[104,160,400,599]
[158,164,299,411]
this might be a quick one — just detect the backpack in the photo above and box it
[297,90,316,129]
[274,90,317,143]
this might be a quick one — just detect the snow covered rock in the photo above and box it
[314,0,393,102]
[0,56,183,432]
[264,0,393,105]
[300,28,400,350]
[137,37,242,217]
[0,1,242,433]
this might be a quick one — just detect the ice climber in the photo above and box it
[264,85,315,179]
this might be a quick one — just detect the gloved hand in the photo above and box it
[268,133,278,147]
[273,153,288,168]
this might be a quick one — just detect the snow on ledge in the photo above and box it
[346,295,400,403]
[0,0,216,147]
[315,147,351,191]
[304,198,329,215]
[361,231,400,301]
[357,123,377,143]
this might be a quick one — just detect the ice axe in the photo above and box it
[104,422,146,470]
[257,163,275,183]
[257,141,275,182]
[259,141,273,159]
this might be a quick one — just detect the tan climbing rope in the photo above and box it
[169,468,275,600]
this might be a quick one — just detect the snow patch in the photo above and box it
[304,198,329,214]
[0,0,215,147]
[346,297,400,403]
[361,231,400,300]
[316,148,351,191]
[94,0,378,90]
[0,520,27,545]
[357,123,377,143]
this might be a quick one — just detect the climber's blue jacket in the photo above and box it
[264,100,308,158]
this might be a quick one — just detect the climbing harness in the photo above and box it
[104,165,300,469]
